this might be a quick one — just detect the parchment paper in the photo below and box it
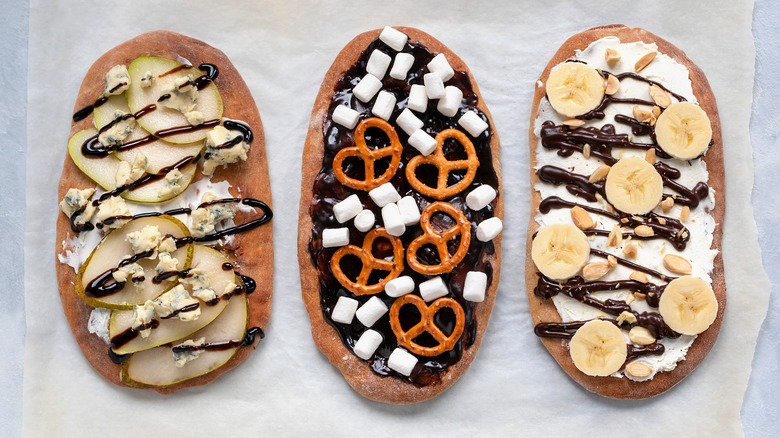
[24,0,768,436]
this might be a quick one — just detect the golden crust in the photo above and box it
[55,30,273,394]
[298,27,503,404]
[526,25,725,399]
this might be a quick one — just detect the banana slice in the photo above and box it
[531,223,590,280]
[655,102,712,160]
[605,156,663,214]
[570,320,627,377]
[659,276,718,335]
[545,62,606,118]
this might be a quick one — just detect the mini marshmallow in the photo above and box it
[437,86,463,118]
[384,276,415,297]
[354,210,376,232]
[408,130,438,156]
[381,203,406,237]
[463,271,488,303]
[379,26,408,51]
[395,108,424,135]
[331,296,359,324]
[466,185,497,210]
[408,84,429,113]
[366,50,392,79]
[419,276,448,302]
[397,196,421,225]
[332,105,361,129]
[333,194,362,223]
[353,74,383,103]
[458,111,489,137]
[371,91,396,121]
[476,217,503,242]
[369,183,401,207]
[424,73,445,99]
[322,228,350,248]
[427,53,455,81]
[356,296,388,327]
[388,348,418,376]
[389,53,415,80]
[353,329,383,360]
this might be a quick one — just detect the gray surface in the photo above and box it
[0,0,776,436]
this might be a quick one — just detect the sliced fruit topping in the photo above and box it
[126,56,223,144]
[569,319,627,377]
[658,276,718,335]
[531,223,590,281]
[76,216,193,309]
[655,102,712,160]
[546,62,605,118]
[604,156,663,215]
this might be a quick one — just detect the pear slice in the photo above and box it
[76,216,193,309]
[126,56,223,144]
[94,95,204,174]
[122,293,248,388]
[108,245,238,355]
[68,129,197,202]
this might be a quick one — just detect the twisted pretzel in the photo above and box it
[390,295,465,357]
[330,228,405,296]
[405,128,479,199]
[333,118,403,191]
[406,202,471,275]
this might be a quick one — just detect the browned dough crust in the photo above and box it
[55,30,274,394]
[298,27,503,404]
[526,25,725,399]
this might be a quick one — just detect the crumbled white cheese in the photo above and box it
[111,262,145,284]
[190,207,214,238]
[192,287,217,302]
[223,280,237,296]
[173,337,206,367]
[155,252,179,275]
[115,153,148,187]
[189,193,238,238]
[202,125,250,176]
[185,110,205,126]
[158,236,177,253]
[181,268,216,301]
[160,74,198,115]
[87,308,112,344]
[140,71,153,88]
[96,195,130,228]
[153,284,201,321]
[158,168,185,198]
[125,225,162,256]
[98,111,136,147]
[131,300,156,338]
[104,65,130,96]
[59,188,96,225]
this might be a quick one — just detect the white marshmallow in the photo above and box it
[408,130,438,156]
[458,111,489,137]
[353,329,383,360]
[356,296,388,327]
[408,84,429,113]
[354,210,376,232]
[331,296,359,324]
[397,196,421,225]
[476,217,503,242]
[389,53,415,80]
[371,91,396,121]
[366,50,392,79]
[369,183,401,207]
[379,26,408,51]
[424,73,446,99]
[323,228,350,248]
[332,105,361,129]
[437,86,463,118]
[466,185,497,210]
[427,53,455,81]
[463,271,488,303]
[333,194,362,223]
[381,203,406,237]
[395,108,424,136]
[353,74,383,103]
[388,348,418,376]
[384,276,415,297]
[419,276,448,302]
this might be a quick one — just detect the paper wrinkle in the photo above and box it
[23,1,766,437]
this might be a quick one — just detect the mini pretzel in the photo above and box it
[406,202,471,275]
[330,228,405,296]
[390,295,465,357]
[405,128,479,199]
[333,117,403,191]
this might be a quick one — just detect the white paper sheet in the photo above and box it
[24,0,768,436]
